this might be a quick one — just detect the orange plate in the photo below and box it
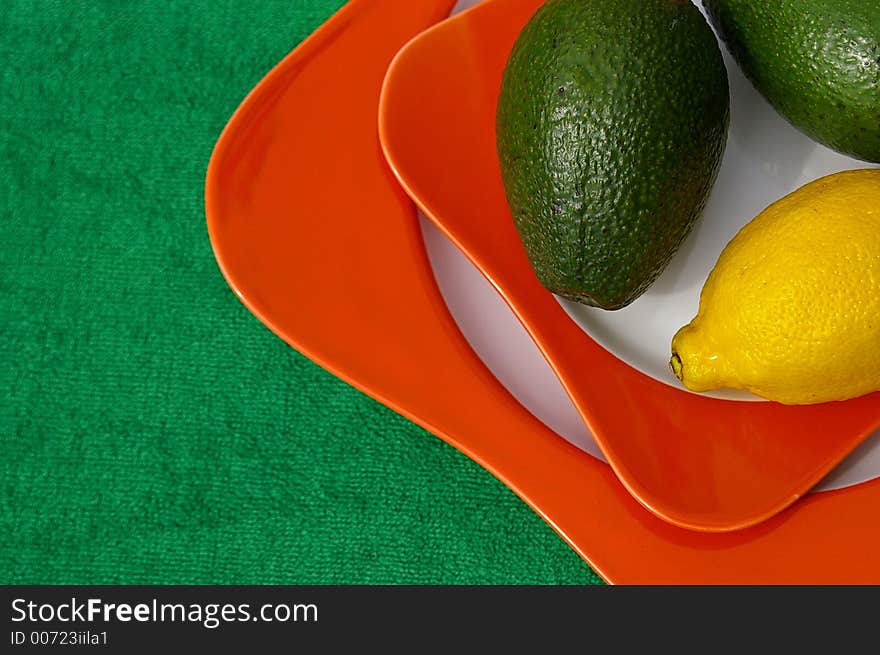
[206,0,880,582]
[377,0,880,532]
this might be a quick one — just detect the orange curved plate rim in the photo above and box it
[205,0,880,583]
[377,0,880,533]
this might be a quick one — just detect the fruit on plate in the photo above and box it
[496,0,729,310]
[703,0,880,163]
[670,169,880,405]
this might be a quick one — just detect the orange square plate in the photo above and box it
[378,0,880,532]
[206,0,880,582]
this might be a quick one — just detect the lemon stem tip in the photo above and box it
[670,353,683,381]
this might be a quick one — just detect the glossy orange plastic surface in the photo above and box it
[378,0,880,532]
[206,0,880,582]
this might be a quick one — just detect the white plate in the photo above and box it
[428,0,880,493]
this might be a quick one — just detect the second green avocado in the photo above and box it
[497,0,729,310]
[704,0,880,163]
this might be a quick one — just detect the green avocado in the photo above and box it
[496,0,729,310]
[703,0,880,162]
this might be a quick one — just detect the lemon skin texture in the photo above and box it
[671,169,880,404]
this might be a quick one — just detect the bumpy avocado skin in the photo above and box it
[496,0,729,310]
[704,0,880,162]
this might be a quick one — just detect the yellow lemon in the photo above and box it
[671,169,880,404]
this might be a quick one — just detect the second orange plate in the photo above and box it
[207,0,880,581]
[379,0,880,532]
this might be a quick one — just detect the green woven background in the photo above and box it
[1,0,602,584]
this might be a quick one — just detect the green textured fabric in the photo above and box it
[1,0,601,585]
